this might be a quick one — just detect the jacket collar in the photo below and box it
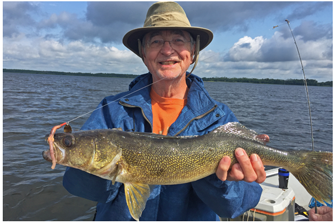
[127,72,204,90]
[120,72,225,135]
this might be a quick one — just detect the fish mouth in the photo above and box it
[43,135,54,162]
[42,150,52,162]
[43,140,66,164]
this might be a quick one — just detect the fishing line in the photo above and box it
[200,53,220,63]
[66,36,201,125]
[65,76,167,125]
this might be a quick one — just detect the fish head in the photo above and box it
[43,132,96,169]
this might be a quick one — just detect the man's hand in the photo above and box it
[216,148,266,183]
[309,206,333,221]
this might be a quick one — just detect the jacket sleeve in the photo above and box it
[192,174,262,218]
[63,98,120,203]
[191,102,262,218]
[63,167,122,203]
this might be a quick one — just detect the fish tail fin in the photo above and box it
[291,151,332,205]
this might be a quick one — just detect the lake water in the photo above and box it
[3,72,333,220]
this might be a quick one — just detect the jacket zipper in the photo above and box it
[119,101,153,130]
[173,104,218,136]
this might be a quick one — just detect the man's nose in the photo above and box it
[160,41,174,55]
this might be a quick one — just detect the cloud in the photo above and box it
[3,2,40,37]
[225,36,264,61]
[37,12,78,30]
[293,21,333,42]
[285,2,332,21]
[3,34,146,73]
[179,2,294,32]
[195,19,333,82]
[31,2,153,44]
[195,58,333,82]
[4,2,332,45]
[224,21,332,63]
[86,2,150,26]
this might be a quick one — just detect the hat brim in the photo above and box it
[123,26,213,57]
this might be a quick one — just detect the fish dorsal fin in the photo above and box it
[124,183,151,221]
[213,122,270,145]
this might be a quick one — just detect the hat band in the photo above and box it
[144,12,191,27]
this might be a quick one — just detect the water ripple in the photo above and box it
[3,73,333,220]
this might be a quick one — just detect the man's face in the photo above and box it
[142,30,194,81]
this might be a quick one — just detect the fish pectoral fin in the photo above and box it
[124,183,151,221]
[94,149,122,182]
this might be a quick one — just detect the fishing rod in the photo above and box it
[273,19,319,215]
[272,21,315,149]
[282,19,317,214]
[51,75,168,132]
[284,19,315,153]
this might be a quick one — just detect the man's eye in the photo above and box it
[173,38,185,46]
[174,38,184,43]
[151,39,162,44]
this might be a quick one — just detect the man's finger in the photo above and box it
[216,156,231,181]
[250,154,266,183]
[234,148,257,182]
[227,163,244,181]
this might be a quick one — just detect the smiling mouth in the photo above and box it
[159,61,178,65]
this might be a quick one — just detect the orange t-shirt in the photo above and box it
[150,88,187,135]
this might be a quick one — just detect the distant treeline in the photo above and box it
[3,68,139,79]
[3,68,332,86]
[202,77,332,87]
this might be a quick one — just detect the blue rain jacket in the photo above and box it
[63,73,262,221]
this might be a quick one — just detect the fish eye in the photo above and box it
[63,135,74,147]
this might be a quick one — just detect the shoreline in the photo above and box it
[3,68,332,87]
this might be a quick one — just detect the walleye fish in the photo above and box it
[43,122,332,221]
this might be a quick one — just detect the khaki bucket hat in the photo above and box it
[123,1,213,57]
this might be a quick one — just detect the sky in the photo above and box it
[2,1,333,82]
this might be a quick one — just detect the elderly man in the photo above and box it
[63,1,266,220]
